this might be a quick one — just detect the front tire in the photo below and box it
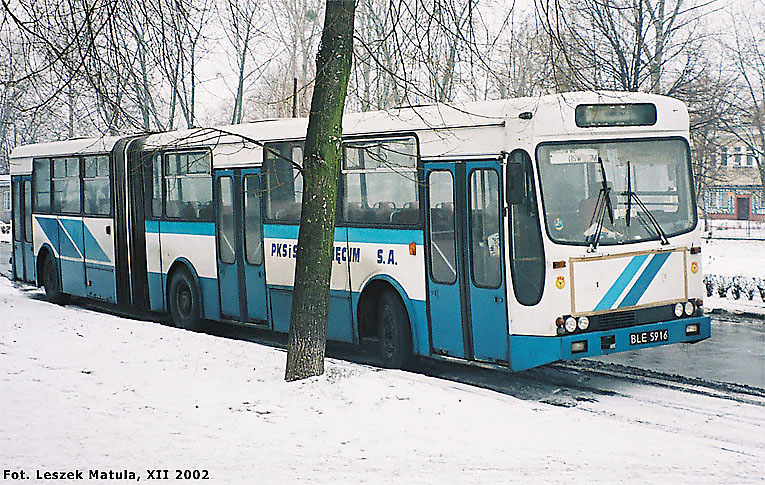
[168,268,204,331]
[377,291,412,369]
[42,254,69,305]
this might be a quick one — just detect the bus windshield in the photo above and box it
[537,138,696,245]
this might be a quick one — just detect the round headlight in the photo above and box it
[674,302,684,318]
[565,317,577,333]
[684,301,694,316]
[577,316,590,330]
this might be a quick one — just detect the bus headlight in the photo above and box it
[684,301,695,316]
[577,316,590,330]
[674,303,684,318]
[565,317,577,333]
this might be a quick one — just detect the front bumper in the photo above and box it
[509,316,711,372]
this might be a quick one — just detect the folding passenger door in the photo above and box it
[241,169,268,322]
[424,163,467,358]
[215,169,269,323]
[464,161,509,363]
[425,160,509,364]
[215,170,243,320]
[22,177,34,281]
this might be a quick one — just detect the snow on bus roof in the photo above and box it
[9,92,686,173]
[9,136,123,175]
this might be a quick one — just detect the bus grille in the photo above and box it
[598,311,635,330]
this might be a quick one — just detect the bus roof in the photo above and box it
[10,91,688,173]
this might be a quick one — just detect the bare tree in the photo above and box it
[285,0,355,382]
[720,8,765,201]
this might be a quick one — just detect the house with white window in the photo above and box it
[0,174,10,223]
[705,142,764,222]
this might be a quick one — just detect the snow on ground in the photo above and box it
[703,238,765,317]
[1,277,764,484]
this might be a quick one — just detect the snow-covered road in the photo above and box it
[2,277,764,484]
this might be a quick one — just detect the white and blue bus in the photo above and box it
[9,92,711,371]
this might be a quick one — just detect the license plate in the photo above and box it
[629,328,669,346]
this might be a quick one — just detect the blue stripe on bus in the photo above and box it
[618,252,672,308]
[144,220,215,236]
[593,254,649,311]
[264,224,423,245]
[347,227,423,245]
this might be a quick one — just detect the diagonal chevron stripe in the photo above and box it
[594,254,649,311]
[618,252,672,308]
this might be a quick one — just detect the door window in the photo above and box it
[24,181,32,243]
[243,175,263,265]
[468,169,502,289]
[217,177,236,264]
[12,181,21,242]
[427,171,457,284]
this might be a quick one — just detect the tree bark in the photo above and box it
[285,0,355,382]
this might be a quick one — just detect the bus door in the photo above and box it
[464,161,508,362]
[424,164,466,358]
[12,177,34,282]
[425,161,509,363]
[241,169,267,322]
[215,169,269,323]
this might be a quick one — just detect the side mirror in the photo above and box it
[506,162,525,205]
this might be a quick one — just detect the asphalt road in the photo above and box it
[2,241,762,387]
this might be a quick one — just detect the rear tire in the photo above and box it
[168,268,204,331]
[42,255,69,305]
[377,291,412,369]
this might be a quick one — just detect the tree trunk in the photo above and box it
[284,0,355,382]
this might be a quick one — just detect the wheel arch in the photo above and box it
[165,257,205,317]
[35,243,57,288]
[356,274,417,350]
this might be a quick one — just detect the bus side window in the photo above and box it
[164,151,213,221]
[341,137,418,225]
[83,155,111,216]
[507,149,545,306]
[32,158,51,212]
[52,157,81,214]
[263,142,304,222]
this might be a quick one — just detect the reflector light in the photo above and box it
[565,317,577,333]
[684,301,694,316]
[674,303,684,318]
[571,341,588,353]
[552,261,566,269]
[409,242,416,255]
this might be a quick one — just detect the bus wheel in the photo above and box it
[168,268,204,331]
[42,255,69,305]
[377,291,412,369]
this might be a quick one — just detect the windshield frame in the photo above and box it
[534,136,698,247]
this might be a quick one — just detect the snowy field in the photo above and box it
[1,277,764,484]
[702,238,765,317]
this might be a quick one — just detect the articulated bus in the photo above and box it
[9,91,711,371]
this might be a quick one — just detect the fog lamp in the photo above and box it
[684,301,694,316]
[686,323,700,336]
[674,302,684,318]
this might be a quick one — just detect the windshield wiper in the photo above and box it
[624,161,669,245]
[586,156,614,252]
